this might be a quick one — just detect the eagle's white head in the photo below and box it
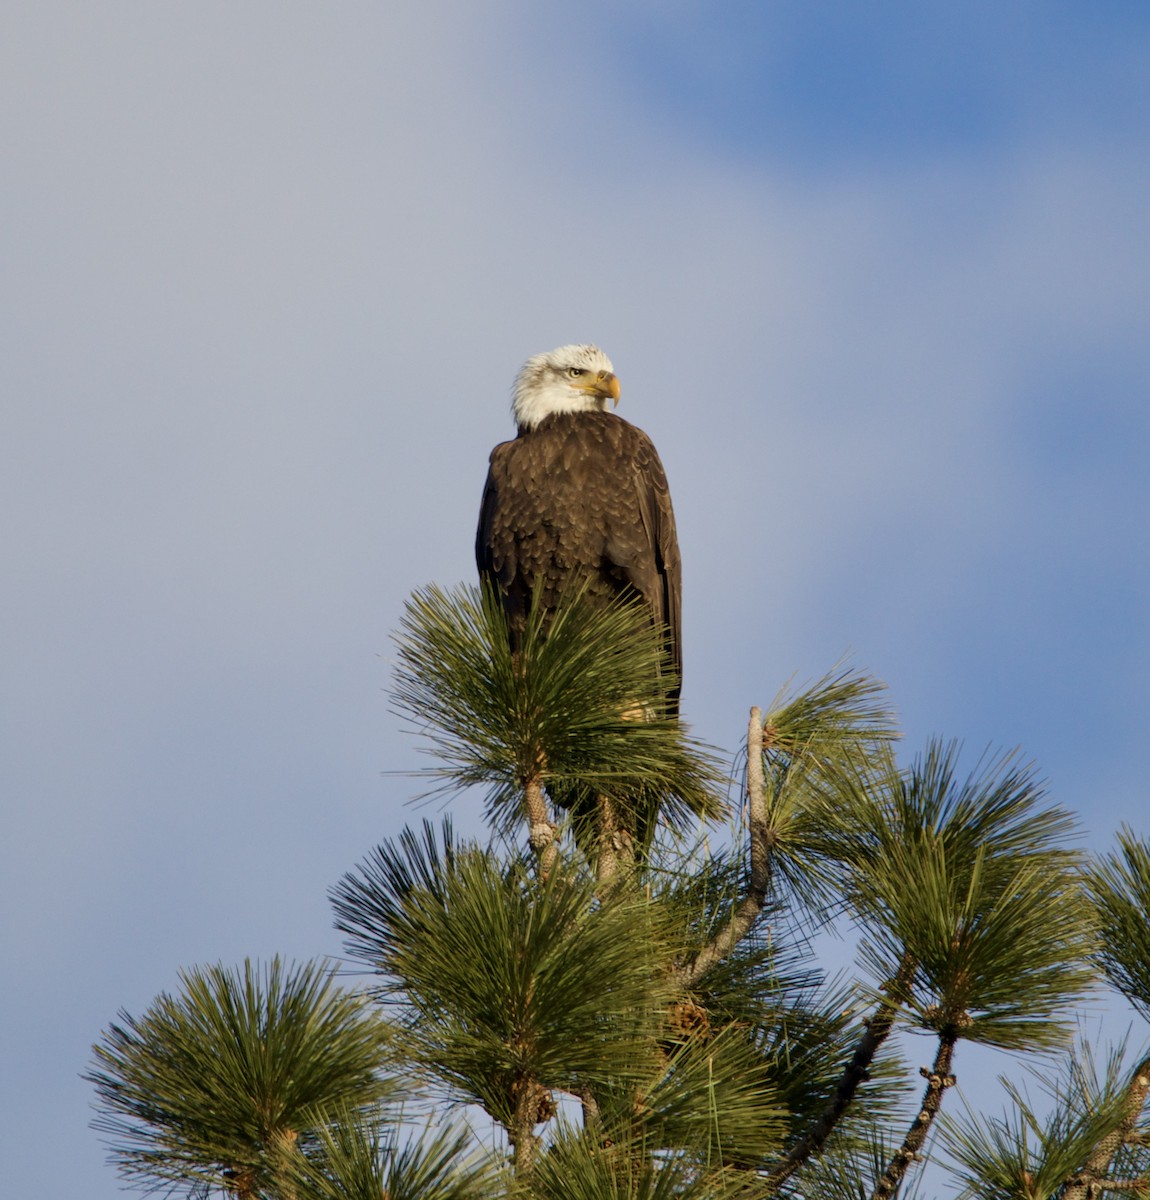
[511,344,620,430]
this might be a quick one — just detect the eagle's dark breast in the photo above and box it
[476,410,681,705]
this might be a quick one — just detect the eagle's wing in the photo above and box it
[599,421,681,704]
[476,438,518,602]
[630,429,682,692]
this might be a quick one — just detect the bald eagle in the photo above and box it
[475,344,681,713]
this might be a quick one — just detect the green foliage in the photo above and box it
[619,1026,788,1166]
[332,822,672,1125]
[645,838,910,1154]
[647,839,796,1025]
[754,667,901,913]
[1087,828,1150,1017]
[793,1125,927,1200]
[882,742,1080,869]
[391,583,726,839]
[750,978,912,1149]
[529,1128,751,1200]
[289,1109,505,1200]
[88,958,394,1197]
[763,666,900,766]
[88,583,1150,1200]
[854,742,1095,1050]
[943,1041,1150,1199]
[330,822,795,1175]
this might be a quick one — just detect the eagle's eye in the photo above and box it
[566,367,586,378]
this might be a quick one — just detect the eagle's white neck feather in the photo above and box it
[511,343,617,430]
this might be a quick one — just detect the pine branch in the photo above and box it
[855,742,1094,1054]
[87,959,393,1198]
[1088,829,1150,1018]
[509,1073,547,1175]
[763,950,916,1190]
[333,833,670,1149]
[871,1033,959,1199]
[524,769,557,874]
[594,792,637,884]
[677,708,772,987]
[677,671,896,987]
[392,583,726,847]
[1062,1054,1150,1200]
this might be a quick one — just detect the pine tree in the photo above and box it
[90,585,1150,1198]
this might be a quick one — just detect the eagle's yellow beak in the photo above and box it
[584,371,621,406]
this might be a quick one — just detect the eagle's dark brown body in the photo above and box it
[476,410,681,709]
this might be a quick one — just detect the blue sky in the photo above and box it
[593,3,1150,162]
[3,3,1149,1196]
